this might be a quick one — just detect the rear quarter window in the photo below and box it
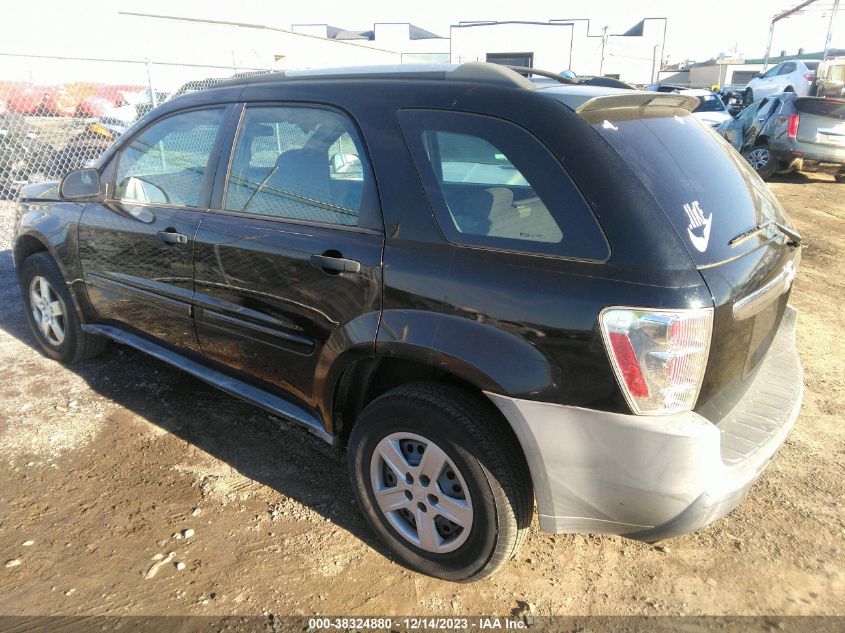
[397,109,609,261]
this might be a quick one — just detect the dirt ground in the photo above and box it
[0,172,843,619]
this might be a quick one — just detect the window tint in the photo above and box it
[398,110,608,260]
[115,108,225,207]
[225,106,373,227]
[780,62,796,74]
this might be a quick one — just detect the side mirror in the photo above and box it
[60,168,101,200]
[330,153,362,175]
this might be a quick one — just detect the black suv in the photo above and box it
[13,64,804,581]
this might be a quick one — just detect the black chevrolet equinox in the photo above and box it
[13,63,804,581]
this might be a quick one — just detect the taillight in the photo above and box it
[787,113,800,139]
[803,73,814,82]
[600,307,713,415]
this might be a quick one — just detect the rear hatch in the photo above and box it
[794,97,845,154]
[549,91,802,421]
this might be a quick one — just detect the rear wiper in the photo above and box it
[729,220,802,247]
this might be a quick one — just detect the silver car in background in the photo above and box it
[745,59,820,103]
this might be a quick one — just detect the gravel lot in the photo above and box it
[0,173,843,618]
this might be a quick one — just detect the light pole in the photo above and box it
[651,43,660,83]
[599,25,608,76]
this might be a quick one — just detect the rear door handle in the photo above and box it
[310,254,361,273]
[156,230,188,245]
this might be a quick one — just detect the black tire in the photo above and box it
[742,142,779,180]
[835,173,845,184]
[744,88,754,105]
[19,252,106,364]
[348,383,533,581]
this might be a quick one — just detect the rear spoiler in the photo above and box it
[576,93,699,113]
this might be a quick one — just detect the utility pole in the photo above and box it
[763,0,818,70]
[822,0,841,62]
[651,43,660,84]
[599,25,608,76]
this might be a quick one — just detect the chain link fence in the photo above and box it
[0,53,271,203]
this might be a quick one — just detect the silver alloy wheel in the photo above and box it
[370,432,473,554]
[747,147,771,171]
[29,275,66,347]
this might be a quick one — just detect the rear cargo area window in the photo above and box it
[398,110,608,260]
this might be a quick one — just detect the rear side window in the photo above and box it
[115,108,225,207]
[224,106,377,227]
[398,110,608,260]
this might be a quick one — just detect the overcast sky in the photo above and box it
[6,0,844,64]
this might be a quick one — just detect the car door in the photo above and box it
[778,62,797,92]
[755,64,782,99]
[741,97,779,151]
[78,105,232,351]
[192,104,383,413]
[721,100,761,149]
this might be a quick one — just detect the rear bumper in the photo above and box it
[773,142,845,169]
[486,306,803,539]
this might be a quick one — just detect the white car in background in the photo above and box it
[744,59,820,103]
[679,89,733,127]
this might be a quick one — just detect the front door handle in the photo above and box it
[310,253,361,273]
[156,230,188,245]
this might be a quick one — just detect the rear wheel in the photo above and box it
[835,172,845,184]
[348,383,532,581]
[744,88,754,105]
[19,252,106,363]
[743,142,779,180]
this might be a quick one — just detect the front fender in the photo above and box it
[14,200,96,322]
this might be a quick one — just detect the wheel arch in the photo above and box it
[13,233,51,277]
[332,354,501,445]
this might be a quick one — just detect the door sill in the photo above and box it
[82,324,337,445]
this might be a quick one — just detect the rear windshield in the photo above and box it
[804,61,820,70]
[795,98,845,119]
[571,105,789,266]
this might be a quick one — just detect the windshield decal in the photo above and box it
[683,200,712,252]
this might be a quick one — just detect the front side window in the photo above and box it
[398,109,608,260]
[762,65,781,79]
[115,108,225,207]
[224,106,374,227]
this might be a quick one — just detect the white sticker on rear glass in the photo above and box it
[683,200,712,252]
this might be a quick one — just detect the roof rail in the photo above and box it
[505,66,577,85]
[212,62,540,90]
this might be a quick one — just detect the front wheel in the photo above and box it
[19,252,106,363]
[348,383,533,581]
[743,143,779,180]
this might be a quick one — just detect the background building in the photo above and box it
[450,18,667,85]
